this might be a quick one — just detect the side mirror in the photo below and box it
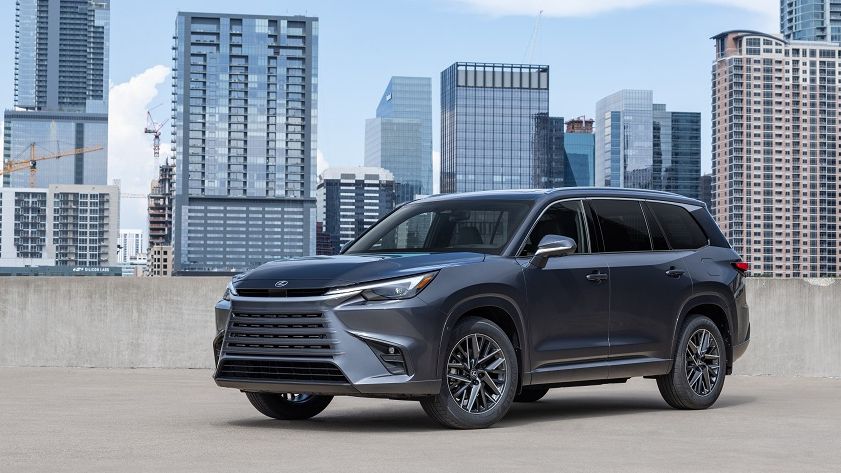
[530,234,577,269]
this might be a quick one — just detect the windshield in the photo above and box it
[344,200,533,255]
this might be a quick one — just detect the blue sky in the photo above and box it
[0,0,776,228]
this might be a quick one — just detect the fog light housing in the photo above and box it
[365,339,408,375]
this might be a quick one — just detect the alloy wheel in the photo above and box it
[446,333,508,414]
[684,328,721,396]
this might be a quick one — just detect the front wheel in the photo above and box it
[245,392,333,420]
[420,317,519,429]
[657,315,727,410]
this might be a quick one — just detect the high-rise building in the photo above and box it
[595,90,700,198]
[563,117,595,187]
[3,0,110,188]
[781,0,841,43]
[316,167,395,255]
[365,77,432,203]
[119,229,144,264]
[172,13,318,272]
[441,62,550,193]
[533,114,566,189]
[147,161,174,248]
[0,184,119,269]
[712,30,840,277]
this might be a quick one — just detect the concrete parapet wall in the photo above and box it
[735,278,840,377]
[0,277,839,376]
[0,277,225,368]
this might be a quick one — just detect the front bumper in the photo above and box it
[212,293,445,397]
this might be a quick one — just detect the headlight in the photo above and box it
[222,280,238,301]
[325,272,438,301]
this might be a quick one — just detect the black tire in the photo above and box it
[420,316,519,429]
[657,315,727,410]
[245,392,333,420]
[514,385,550,403]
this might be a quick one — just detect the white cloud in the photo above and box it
[108,65,171,232]
[316,148,329,177]
[450,0,775,17]
[432,150,441,194]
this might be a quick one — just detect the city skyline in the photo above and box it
[0,0,775,230]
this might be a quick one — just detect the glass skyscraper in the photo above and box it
[781,0,841,43]
[441,62,550,193]
[3,0,110,188]
[563,117,595,187]
[595,90,700,199]
[365,77,432,203]
[172,12,318,272]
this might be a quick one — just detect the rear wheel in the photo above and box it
[657,315,727,410]
[420,317,518,429]
[514,386,550,403]
[245,392,333,420]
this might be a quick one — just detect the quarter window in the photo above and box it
[589,200,651,252]
[648,203,708,250]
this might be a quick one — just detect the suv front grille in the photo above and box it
[236,288,328,297]
[216,359,348,383]
[222,312,337,357]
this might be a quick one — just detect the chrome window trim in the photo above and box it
[514,198,592,257]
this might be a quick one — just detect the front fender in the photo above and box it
[437,288,529,384]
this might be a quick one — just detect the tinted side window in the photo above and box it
[649,202,708,250]
[521,200,588,256]
[589,200,651,252]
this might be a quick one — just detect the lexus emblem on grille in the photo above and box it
[275,280,289,288]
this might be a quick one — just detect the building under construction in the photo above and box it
[147,161,175,249]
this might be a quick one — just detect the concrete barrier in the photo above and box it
[0,277,839,376]
[0,277,225,369]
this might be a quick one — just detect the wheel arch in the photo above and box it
[439,294,529,385]
[673,293,736,374]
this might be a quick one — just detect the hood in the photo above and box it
[233,252,485,290]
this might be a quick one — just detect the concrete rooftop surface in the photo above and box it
[1,368,839,472]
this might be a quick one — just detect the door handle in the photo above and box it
[586,272,608,283]
[665,268,686,278]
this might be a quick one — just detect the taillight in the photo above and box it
[732,261,749,273]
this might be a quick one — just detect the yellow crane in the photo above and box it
[1,143,104,187]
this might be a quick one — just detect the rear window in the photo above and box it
[648,202,708,250]
[589,200,651,252]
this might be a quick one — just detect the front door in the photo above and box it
[519,200,611,383]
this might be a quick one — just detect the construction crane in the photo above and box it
[1,143,104,187]
[523,10,544,64]
[144,110,169,160]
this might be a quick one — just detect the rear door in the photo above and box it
[587,199,695,374]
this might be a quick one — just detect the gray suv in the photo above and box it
[213,188,750,429]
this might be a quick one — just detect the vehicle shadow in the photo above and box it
[222,392,756,433]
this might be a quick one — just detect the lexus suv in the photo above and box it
[213,188,750,429]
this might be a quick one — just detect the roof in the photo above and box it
[710,30,787,43]
[415,187,703,206]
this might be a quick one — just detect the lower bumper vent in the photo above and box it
[216,359,349,384]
